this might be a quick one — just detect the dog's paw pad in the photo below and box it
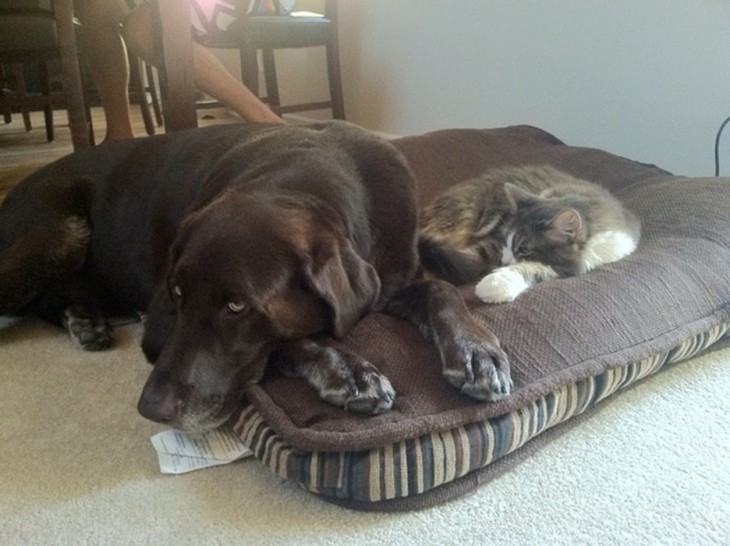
[63,305,112,351]
[442,334,512,403]
[444,365,512,401]
[345,372,395,415]
[459,369,513,402]
[319,366,395,415]
[475,268,527,303]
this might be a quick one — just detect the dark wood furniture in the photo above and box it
[150,0,198,132]
[190,0,345,119]
[0,0,91,149]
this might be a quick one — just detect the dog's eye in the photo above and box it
[227,301,247,313]
[172,285,182,297]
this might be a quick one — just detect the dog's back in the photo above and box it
[0,121,418,317]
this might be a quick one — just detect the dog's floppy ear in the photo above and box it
[141,282,177,364]
[302,234,381,339]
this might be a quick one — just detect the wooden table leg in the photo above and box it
[151,0,198,132]
[53,0,91,150]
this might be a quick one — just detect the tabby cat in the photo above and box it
[418,165,641,303]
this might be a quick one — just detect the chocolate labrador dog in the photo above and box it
[0,121,511,431]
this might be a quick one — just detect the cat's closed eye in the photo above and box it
[513,238,532,257]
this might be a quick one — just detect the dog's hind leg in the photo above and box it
[0,216,89,314]
[0,177,111,349]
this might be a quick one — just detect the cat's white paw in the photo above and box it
[475,268,528,303]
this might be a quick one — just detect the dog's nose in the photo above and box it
[137,381,184,425]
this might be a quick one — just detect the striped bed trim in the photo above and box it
[232,322,728,504]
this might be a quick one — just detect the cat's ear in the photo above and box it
[504,183,539,212]
[546,208,583,244]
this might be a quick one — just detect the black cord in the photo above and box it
[713,115,730,176]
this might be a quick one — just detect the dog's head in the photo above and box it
[137,191,381,432]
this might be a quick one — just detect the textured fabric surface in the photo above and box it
[235,323,728,507]
[238,126,730,458]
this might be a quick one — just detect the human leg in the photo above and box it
[122,2,282,124]
[75,0,135,141]
[191,44,283,123]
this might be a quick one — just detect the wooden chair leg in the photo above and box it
[325,43,345,120]
[38,61,54,142]
[129,53,155,136]
[0,65,9,124]
[145,64,163,126]
[239,46,260,99]
[82,86,95,146]
[5,64,32,131]
[151,0,198,132]
[261,49,280,109]
[10,64,33,131]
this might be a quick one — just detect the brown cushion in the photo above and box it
[230,126,730,510]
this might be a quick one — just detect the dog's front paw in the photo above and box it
[63,304,112,351]
[344,364,396,414]
[275,339,396,414]
[441,325,512,402]
[475,267,527,303]
[319,359,395,415]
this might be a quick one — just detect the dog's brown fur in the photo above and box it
[0,122,511,431]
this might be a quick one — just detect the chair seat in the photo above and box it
[208,15,333,49]
[0,4,92,148]
[0,15,58,53]
[190,0,345,120]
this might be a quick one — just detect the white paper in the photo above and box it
[151,426,253,474]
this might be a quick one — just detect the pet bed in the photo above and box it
[228,125,730,511]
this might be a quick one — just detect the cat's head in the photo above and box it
[501,183,586,275]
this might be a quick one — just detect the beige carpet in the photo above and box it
[1,318,728,545]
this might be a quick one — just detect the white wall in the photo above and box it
[333,0,730,176]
